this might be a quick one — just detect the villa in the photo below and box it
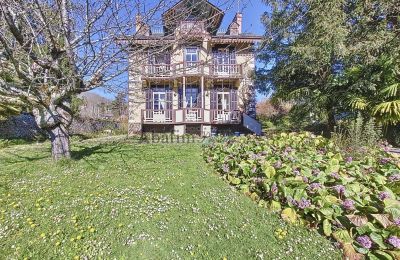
[128,0,262,136]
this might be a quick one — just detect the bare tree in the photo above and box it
[0,0,175,159]
[0,0,248,159]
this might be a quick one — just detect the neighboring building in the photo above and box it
[127,0,262,136]
[78,92,113,119]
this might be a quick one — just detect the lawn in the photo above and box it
[0,136,341,259]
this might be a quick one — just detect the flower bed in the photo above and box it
[203,133,400,259]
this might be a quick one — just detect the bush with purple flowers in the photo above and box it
[204,132,400,259]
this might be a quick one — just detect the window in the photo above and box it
[185,47,198,63]
[217,92,230,110]
[153,92,166,110]
[185,86,199,108]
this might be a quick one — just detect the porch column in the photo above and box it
[183,76,186,108]
[201,76,204,108]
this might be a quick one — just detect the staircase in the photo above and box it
[242,113,262,135]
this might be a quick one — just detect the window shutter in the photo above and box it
[167,90,173,110]
[231,89,238,110]
[146,88,152,109]
[210,89,217,110]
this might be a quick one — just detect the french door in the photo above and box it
[153,92,166,122]
[217,92,230,121]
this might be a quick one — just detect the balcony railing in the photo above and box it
[142,64,173,78]
[211,64,243,77]
[184,108,203,122]
[211,110,241,124]
[142,109,241,124]
[143,109,174,123]
[178,21,205,35]
[141,63,243,78]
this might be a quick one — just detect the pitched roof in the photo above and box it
[162,0,224,35]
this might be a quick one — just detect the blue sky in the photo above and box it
[92,0,267,100]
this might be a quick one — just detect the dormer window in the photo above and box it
[185,47,199,64]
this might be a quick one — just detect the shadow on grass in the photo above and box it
[2,151,48,164]
[71,141,126,160]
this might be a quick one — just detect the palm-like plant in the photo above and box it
[347,55,400,125]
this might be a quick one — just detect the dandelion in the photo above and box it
[387,236,400,249]
[356,235,372,249]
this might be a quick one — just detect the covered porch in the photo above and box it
[142,78,241,124]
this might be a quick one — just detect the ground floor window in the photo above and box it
[145,83,172,110]
[210,82,237,110]
[178,84,201,108]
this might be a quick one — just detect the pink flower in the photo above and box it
[356,235,372,249]
[387,236,400,249]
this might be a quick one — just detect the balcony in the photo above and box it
[141,109,242,124]
[141,63,243,79]
[177,21,206,36]
[142,64,173,78]
[211,64,243,78]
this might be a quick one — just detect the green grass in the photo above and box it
[0,136,341,259]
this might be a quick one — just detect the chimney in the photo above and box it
[135,14,150,36]
[228,13,242,35]
[235,13,242,34]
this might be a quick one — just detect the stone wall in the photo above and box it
[0,114,122,140]
[0,114,44,140]
[69,117,121,135]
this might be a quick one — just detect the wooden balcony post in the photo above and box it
[183,76,186,109]
[201,76,204,109]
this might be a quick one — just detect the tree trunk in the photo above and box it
[48,124,71,160]
[327,110,336,137]
[33,99,73,160]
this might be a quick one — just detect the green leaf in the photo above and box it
[320,207,334,217]
[250,192,259,201]
[332,229,353,244]
[270,200,281,212]
[369,233,387,249]
[263,164,276,179]
[324,195,340,204]
[281,208,297,223]
[230,177,241,185]
[384,199,400,218]
[323,219,332,236]
[387,250,400,259]
[372,250,393,260]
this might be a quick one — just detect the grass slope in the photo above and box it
[0,137,341,259]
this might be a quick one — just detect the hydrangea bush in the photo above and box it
[203,132,400,259]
